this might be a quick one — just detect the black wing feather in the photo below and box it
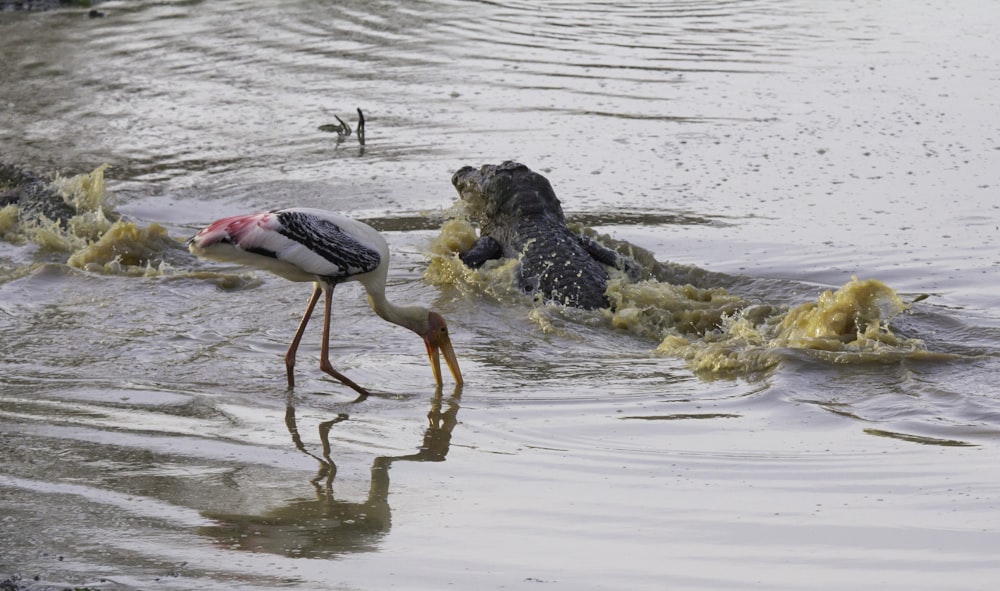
[276,210,381,278]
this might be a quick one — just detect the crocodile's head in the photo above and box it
[451,161,567,230]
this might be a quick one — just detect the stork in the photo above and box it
[188,208,462,397]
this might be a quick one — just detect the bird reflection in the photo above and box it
[198,386,461,558]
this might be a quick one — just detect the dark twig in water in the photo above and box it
[318,116,351,138]
[318,109,366,148]
[356,108,366,145]
[319,108,365,154]
[333,115,351,137]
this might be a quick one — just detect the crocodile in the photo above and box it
[451,160,637,310]
[0,163,76,225]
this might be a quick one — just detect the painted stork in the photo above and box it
[188,207,463,396]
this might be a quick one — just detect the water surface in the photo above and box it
[1,1,999,590]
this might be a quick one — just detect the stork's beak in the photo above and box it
[426,334,463,386]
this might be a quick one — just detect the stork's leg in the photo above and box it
[285,283,323,389]
[318,284,373,399]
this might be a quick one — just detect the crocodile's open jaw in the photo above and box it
[451,161,565,226]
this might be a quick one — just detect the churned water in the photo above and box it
[1,1,998,590]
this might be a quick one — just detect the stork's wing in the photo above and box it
[189,210,382,281]
[273,210,381,279]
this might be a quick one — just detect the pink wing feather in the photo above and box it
[191,211,279,248]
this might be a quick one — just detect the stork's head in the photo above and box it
[421,311,462,387]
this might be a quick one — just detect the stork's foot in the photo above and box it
[319,359,372,399]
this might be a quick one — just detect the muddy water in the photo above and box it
[2,1,999,590]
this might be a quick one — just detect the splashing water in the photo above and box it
[0,165,255,287]
[426,214,936,377]
[656,277,936,376]
[3,164,118,252]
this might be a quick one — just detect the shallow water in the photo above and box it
[2,1,999,590]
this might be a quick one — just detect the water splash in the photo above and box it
[656,277,934,377]
[426,213,935,376]
[0,164,253,287]
[426,218,530,304]
[3,164,117,253]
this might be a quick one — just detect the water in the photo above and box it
[2,1,999,589]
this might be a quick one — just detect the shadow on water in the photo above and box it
[197,386,462,558]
